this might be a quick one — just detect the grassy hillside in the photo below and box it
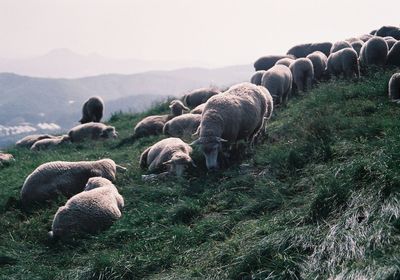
[1,68,400,279]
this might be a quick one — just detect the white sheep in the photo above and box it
[250,70,267,85]
[306,51,328,81]
[30,135,71,151]
[254,55,294,71]
[48,177,124,239]
[163,114,201,138]
[388,73,400,100]
[261,65,293,105]
[0,153,14,167]
[387,41,400,67]
[190,103,206,114]
[183,88,220,108]
[326,48,360,79]
[289,58,314,93]
[286,42,332,58]
[360,37,388,66]
[16,134,57,148]
[68,122,118,142]
[20,158,125,208]
[330,41,352,53]
[79,96,104,124]
[275,57,295,67]
[140,137,195,176]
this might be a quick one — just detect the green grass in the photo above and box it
[1,68,400,279]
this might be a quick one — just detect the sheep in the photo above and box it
[163,114,201,138]
[30,135,71,151]
[359,37,388,66]
[132,100,189,139]
[190,103,206,114]
[48,177,123,239]
[306,51,328,81]
[20,158,125,208]
[286,42,332,58]
[183,88,220,108]
[261,65,292,105]
[254,55,294,71]
[289,58,314,93]
[384,36,397,50]
[375,26,400,40]
[0,153,14,167]
[79,96,104,124]
[350,40,364,56]
[326,48,360,79]
[330,41,352,53]
[68,122,118,142]
[16,134,57,148]
[358,34,374,42]
[191,82,271,170]
[388,73,400,100]
[140,137,195,176]
[250,70,266,85]
[387,41,400,66]
[275,57,295,67]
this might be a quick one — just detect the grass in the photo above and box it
[1,68,400,279]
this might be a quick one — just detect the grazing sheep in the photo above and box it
[261,65,293,105]
[358,34,374,42]
[140,137,195,176]
[388,73,400,100]
[68,122,118,142]
[30,135,70,151]
[16,134,57,148]
[20,158,125,208]
[326,48,360,79]
[350,40,364,56]
[163,114,201,138]
[387,41,400,66]
[384,37,397,50]
[254,55,294,71]
[190,103,206,114]
[275,57,295,67]
[48,177,123,239]
[79,96,104,124]
[0,153,14,167]
[133,100,189,138]
[191,83,271,170]
[360,37,388,66]
[306,51,328,81]
[287,42,332,58]
[370,30,377,36]
[330,41,352,53]
[183,88,220,108]
[250,70,266,85]
[289,58,314,92]
[376,26,400,40]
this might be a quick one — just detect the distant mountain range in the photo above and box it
[0,49,214,78]
[0,64,253,148]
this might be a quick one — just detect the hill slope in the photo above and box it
[1,69,400,279]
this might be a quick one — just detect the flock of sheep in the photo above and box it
[1,25,400,240]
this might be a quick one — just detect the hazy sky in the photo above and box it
[0,0,399,66]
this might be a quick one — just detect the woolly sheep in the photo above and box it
[68,122,117,142]
[384,36,397,50]
[140,137,195,176]
[250,70,266,85]
[359,37,388,66]
[254,55,294,71]
[387,41,400,66]
[358,34,374,42]
[306,51,328,81]
[48,177,124,239]
[30,135,71,151]
[289,58,314,92]
[261,65,292,105]
[0,153,14,167]
[388,73,400,100]
[190,103,206,114]
[286,42,332,58]
[79,96,104,124]
[350,40,364,56]
[376,26,400,40]
[183,88,220,108]
[16,134,57,148]
[163,114,201,138]
[191,83,271,170]
[275,57,295,67]
[326,48,360,79]
[330,41,352,53]
[20,158,125,208]
[133,100,189,138]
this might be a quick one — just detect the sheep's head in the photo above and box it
[163,153,196,176]
[190,136,227,170]
[101,126,118,139]
[170,100,190,116]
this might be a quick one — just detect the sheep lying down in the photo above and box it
[49,177,124,239]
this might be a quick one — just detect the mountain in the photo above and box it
[0,49,213,78]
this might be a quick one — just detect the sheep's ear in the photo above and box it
[217,137,228,143]
[190,139,201,146]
